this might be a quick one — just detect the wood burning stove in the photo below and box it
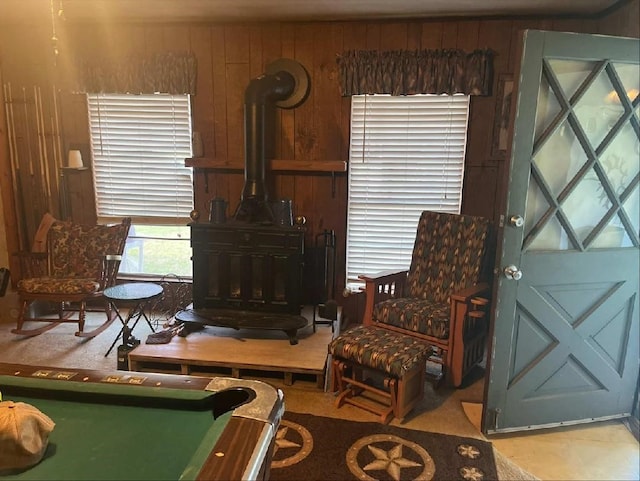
[191,223,304,313]
[186,59,311,344]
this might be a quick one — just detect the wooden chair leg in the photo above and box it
[16,299,28,331]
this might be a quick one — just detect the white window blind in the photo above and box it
[87,93,193,225]
[346,94,470,288]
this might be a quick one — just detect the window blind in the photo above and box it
[346,94,470,288]
[87,93,193,224]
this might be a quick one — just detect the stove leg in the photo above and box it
[284,329,299,345]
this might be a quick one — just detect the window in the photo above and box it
[346,94,470,289]
[87,93,193,277]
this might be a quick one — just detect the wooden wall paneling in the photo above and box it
[65,25,97,88]
[483,19,513,76]
[260,24,293,204]
[144,25,166,55]
[261,24,283,68]
[551,18,590,34]
[291,24,316,236]
[461,163,499,221]
[275,24,295,204]
[379,22,409,49]
[1,26,55,242]
[162,25,191,51]
[581,18,600,36]
[365,23,382,49]
[261,23,283,162]
[223,22,250,232]
[224,26,251,63]
[249,25,264,78]
[441,22,459,48]
[455,20,480,50]
[190,26,215,213]
[598,0,640,37]
[456,19,483,210]
[470,20,513,166]
[0,64,22,276]
[311,23,345,251]
[420,21,444,49]
[313,24,343,162]
[407,22,423,50]
[223,26,251,208]
[210,26,228,162]
[339,21,367,162]
[507,19,555,74]
[224,62,249,207]
[336,21,368,291]
[58,92,96,223]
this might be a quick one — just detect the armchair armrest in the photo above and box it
[359,269,409,326]
[449,282,491,387]
[450,282,490,303]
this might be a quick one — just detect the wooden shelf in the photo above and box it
[185,158,347,173]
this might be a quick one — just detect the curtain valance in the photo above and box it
[77,52,197,95]
[337,49,493,96]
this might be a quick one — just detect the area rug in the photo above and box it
[270,412,497,481]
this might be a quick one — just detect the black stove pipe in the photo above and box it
[234,70,295,223]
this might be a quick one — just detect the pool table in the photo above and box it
[0,363,284,480]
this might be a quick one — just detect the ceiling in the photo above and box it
[0,0,624,24]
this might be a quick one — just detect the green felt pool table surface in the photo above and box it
[0,363,283,480]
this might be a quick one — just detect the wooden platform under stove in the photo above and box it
[128,321,335,389]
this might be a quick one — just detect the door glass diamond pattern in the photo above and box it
[524,58,640,252]
[574,69,625,149]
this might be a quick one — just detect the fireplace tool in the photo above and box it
[312,229,338,332]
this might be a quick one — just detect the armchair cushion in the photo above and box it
[373,297,450,339]
[49,222,129,279]
[18,278,101,295]
[407,211,490,303]
[329,325,431,378]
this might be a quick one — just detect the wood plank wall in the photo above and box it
[0,2,637,316]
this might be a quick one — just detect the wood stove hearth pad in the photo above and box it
[175,308,308,345]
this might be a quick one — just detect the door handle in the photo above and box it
[503,265,523,280]
[509,215,524,227]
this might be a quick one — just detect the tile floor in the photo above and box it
[461,401,640,480]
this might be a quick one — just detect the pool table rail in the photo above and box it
[0,363,284,481]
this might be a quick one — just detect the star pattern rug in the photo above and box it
[270,412,498,481]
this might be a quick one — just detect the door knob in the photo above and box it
[503,265,523,280]
[509,215,524,227]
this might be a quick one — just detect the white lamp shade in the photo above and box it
[68,150,83,169]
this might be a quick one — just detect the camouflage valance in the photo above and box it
[77,52,197,95]
[337,49,493,96]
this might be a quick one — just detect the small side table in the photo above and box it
[104,282,163,357]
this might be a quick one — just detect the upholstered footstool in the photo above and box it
[328,324,431,424]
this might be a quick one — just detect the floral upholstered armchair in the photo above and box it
[359,210,493,387]
[13,217,131,337]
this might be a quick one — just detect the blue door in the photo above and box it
[485,30,639,433]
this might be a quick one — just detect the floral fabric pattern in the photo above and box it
[17,220,130,295]
[329,325,431,378]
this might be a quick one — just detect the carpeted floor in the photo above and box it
[272,411,498,481]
